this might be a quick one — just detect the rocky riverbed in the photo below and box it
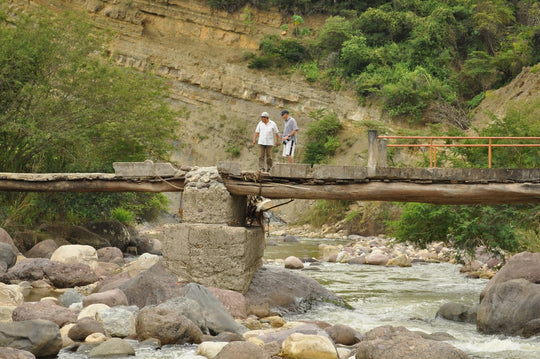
[0,222,539,358]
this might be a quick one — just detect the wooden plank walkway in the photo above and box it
[0,162,538,204]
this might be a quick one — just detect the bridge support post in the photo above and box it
[161,167,265,294]
[368,130,388,174]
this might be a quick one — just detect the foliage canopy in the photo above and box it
[0,6,178,228]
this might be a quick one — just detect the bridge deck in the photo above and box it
[0,162,538,204]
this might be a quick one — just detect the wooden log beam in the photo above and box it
[0,179,185,192]
[223,180,540,205]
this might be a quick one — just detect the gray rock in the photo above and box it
[245,265,347,317]
[85,221,131,252]
[12,300,77,327]
[97,305,139,338]
[0,242,17,269]
[254,323,331,346]
[136,306,203,344]
[324,323,361,345]
[0,258,50,283]
[0,319,62,357]
[283,235,298,242]
[118,261,184,308]
[59,288,84,307]
[215,341,265,359]
[0,347,36,359]
[480,251,540,301]
[24,239,59,259]
[355,325,468,359]
[0,227,20,254]
[88,337,135,357]
[97,246,124,264]
[182,283,248,335]
[477,278,540,336]
[83,288,129,307]
[436,302,477,324]
[68,317,106,341]
[522,318,540,338]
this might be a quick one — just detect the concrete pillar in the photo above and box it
[377,138,387,167]
[367,130,378,168]
[161,167,265,294]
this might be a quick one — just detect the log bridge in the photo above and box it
[0,161,538,205]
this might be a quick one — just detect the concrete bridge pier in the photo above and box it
[162,166,265,294]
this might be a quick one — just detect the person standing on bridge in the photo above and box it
[253,111,280,172]
[280,109,298,163]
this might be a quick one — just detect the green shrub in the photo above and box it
[389,203,533,255]
[302,110,342,164]
[111,207,135,224]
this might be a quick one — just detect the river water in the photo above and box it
[59,236,540,359]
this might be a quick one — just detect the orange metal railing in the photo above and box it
[377,136,540,168]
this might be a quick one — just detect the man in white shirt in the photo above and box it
[253,111,280,172]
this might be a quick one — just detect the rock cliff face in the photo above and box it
[18,1,540,169]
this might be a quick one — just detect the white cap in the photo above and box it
[260,112,270,118]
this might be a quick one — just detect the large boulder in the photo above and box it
[118,261,185,308]
[96,246,124,264]
[480,251,540,301]
[85,221,131,252]
[96,305,139,338]
[355,325,469,359]
[136,306,203,344]
[12,299,77,327]
[0,283,24,307]
[244,266,347,317]
[0,319,63,357]
[208,286,248,319]
[0,227,20,254]
[0,242,17,271]
[24,239,59,259]
[43,261,98,288]
[156,283,248,336]
[477,278,540,336]
[50,244,99,269]
[40,223,111,249]
[0,258,50,283]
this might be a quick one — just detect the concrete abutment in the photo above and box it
[161,167,264,294]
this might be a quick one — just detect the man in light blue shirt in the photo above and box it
[280,109,299,163]
[253,111,280,172]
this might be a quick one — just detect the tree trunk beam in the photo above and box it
[222,180,540,205]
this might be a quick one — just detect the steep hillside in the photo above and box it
[472,66,540,131]
[30,0,382,169]
[21,0,540,170]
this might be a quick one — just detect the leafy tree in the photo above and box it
[302,110,342,164]
[0,6,177,227]
[340,35,371,76]
[390,203,534,254]
[311,16,354,57]
[473,0,515,54]
[390,100,540,254]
